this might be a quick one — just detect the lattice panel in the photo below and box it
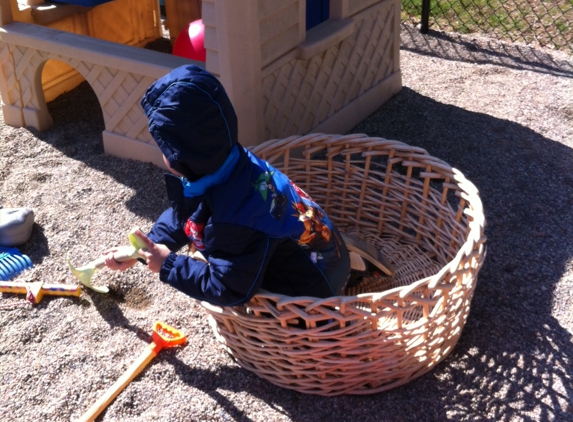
[0,42,154,144]
[0,43,21,106]
[262,2,397,139]
[11,44,47,112]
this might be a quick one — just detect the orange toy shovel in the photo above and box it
[78,322,186,422]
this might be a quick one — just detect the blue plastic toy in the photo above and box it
[52,0,112,6]
[0,247,33,281]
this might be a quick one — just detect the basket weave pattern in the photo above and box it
[201,134,486,395]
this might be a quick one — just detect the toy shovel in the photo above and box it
[78,321,186,422]
[67,229,148,294]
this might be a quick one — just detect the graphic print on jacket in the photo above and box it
[184,220,205,250]
[151,147,350,304]
[253,169,287,220]
[183,150,341,261]
[253,169,336,256]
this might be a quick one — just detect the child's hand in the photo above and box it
[103,248,138,271]
[132,230,172,273]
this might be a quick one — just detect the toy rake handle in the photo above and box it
[78,346,157,422]
[78,322,186,422]
[0,281,80,296]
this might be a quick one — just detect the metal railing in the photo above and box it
[401,0,573,53]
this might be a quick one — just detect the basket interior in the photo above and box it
[256,139,469,300]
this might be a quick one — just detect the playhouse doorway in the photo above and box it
[43,60,105,155]
[41,59,87,104]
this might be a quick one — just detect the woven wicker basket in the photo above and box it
[201,134,486,396]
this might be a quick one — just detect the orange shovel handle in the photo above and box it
[78,322,186,422]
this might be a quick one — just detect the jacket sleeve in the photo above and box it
[147,208,190,252]
[147,173,199,252]
[158,224,278,306]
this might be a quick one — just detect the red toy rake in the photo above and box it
[79,321,186,422]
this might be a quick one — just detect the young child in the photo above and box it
[104,65,350,306]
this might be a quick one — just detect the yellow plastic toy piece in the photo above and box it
[0,280,81,304]
[67,228,147,294]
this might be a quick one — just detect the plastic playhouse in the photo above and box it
[3,0,162,102]
[0,0,401,163]
[0,3,489,397]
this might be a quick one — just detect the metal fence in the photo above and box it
[401,0,573,53]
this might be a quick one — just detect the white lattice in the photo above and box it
[0,43,23,107]
[0,22,191,151]
[262,1,398,139]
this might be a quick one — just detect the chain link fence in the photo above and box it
[401,0,573,53]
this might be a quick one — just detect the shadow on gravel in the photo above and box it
[25,223,49,264]
[401,24,573,78]
[30,81,169,223]
[148,87,573,421]
[350,87,573,421]
[30,73,573,421]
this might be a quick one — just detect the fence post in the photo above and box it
[420,0,430,34]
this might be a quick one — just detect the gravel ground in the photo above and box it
[1,24,572,421]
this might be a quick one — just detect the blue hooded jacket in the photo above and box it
[141,65,350,306]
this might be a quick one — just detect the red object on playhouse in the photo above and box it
[173,19,206,62]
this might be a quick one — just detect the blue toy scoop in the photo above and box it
[0,247,33,281]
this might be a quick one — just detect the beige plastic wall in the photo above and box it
[0,0,401,165]
[202,0,401,146]
[0,17,200,167]
[6,0,161,102]
[201,0,265,147]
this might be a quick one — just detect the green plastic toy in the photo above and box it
[67,229,147,293]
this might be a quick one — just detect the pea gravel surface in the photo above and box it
[1,25,572,422]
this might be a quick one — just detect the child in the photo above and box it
[104,65,350,306]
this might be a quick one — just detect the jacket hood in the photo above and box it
[141,65,238,179]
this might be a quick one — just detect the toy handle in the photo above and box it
[77,322,186,422]
[78,346,157,422]
[0,282,81,294]
[0,281,30,294]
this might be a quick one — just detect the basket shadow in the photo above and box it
[165,87,572,420]
[351,87,573,420]
[166,356,422,421]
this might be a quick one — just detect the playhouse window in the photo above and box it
[306,0,330,30]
